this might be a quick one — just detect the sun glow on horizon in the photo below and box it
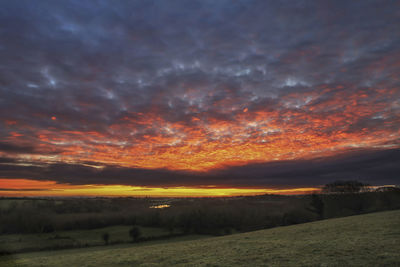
[0,179,319,197]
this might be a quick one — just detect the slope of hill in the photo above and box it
[1,210,399,266]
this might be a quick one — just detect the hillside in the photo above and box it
[1,210,399,266]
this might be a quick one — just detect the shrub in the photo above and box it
[129,226,141,242]
[102,232,109,245]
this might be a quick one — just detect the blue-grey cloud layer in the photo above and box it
[1,0,399,130]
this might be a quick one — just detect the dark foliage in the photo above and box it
[129,226,141,242]
[102,232,109,245]
[322,180,370,193]
[308,193,324,219]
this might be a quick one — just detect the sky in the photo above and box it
[0,0,399,197]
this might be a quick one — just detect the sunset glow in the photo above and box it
[0,179,318,197]
[5,86,399,172]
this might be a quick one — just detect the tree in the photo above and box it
[41,223,55,233]
[129,226,141,242]
[308,193,324,219]
[166,217,175,234]
[102,232,109,245]
[322,180,370,193]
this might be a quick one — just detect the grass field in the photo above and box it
[0,225,181,254]
[1,210,399,266]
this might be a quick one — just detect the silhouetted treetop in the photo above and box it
[322,180,370,193]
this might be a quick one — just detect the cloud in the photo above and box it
[0,188,50,191]
[0,0,399,179]
[1,148,399,188]
[0,142,63,155]
[0,142,36,154]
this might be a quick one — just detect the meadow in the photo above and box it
[0,225,181,254]
[1,210,399,266]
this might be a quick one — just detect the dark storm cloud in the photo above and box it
[1,148,399,187]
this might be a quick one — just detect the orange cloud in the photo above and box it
[1,86,399,174]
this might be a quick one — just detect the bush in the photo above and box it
[129,226,141,242]
[102,232,109,245]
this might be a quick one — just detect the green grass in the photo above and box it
[0,199,28,210]
[0,225,180,254]
[1,210,399,266]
